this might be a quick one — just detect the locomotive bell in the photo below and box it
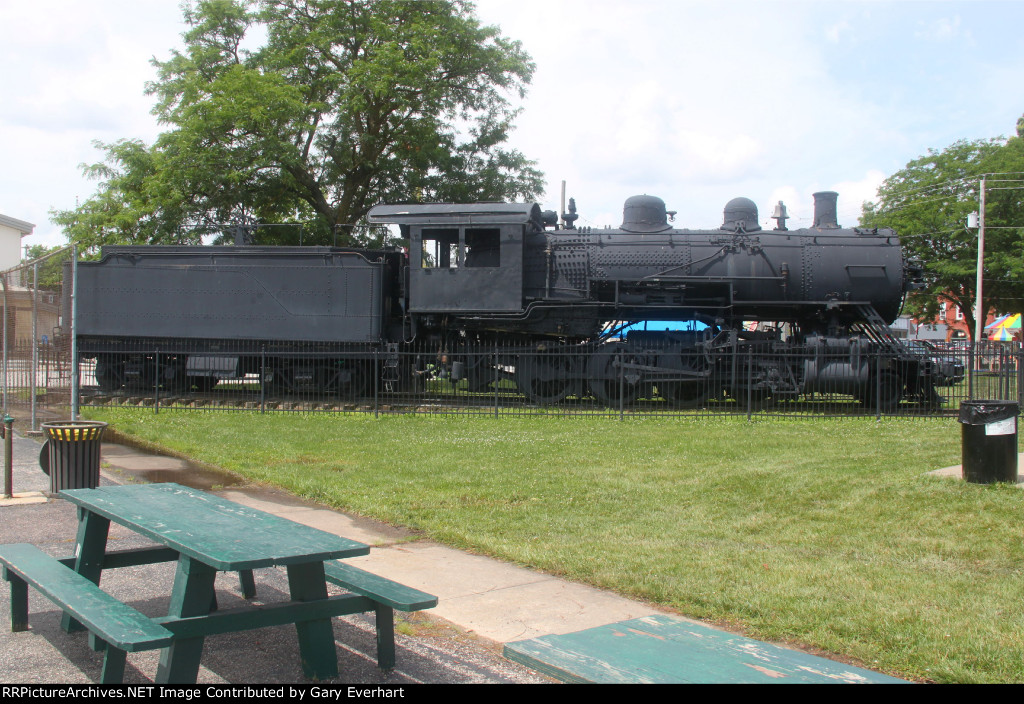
[721,197,761,232]
[620,195,672,233]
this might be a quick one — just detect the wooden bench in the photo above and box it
[322,561,438,670]
[0,543,174,684]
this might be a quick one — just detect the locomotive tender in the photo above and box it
[75,190,933,409]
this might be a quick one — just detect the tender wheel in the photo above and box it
[463,355,494,393]
[94,358,124,392]
[160,360,189,393]
[516,353,576,405]
[262,366,292,395]
[588,344,640,407]
[318,361,370,400]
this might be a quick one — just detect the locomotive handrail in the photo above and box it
[639,246,729,281]
[635,275,788,282]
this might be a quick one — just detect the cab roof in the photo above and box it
[367,202,542,227]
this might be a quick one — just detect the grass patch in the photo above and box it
[83,408,1024,683]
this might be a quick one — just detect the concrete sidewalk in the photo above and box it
[0,429,921,684]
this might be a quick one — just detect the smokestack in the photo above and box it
[812,191,840,229]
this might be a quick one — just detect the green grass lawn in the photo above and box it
[83,408,1024,683]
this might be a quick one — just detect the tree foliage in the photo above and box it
[52,0,544,250]
[21,244,68,291]
[861,117,1024,340]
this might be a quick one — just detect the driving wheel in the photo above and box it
[588,344,640,407]
[516,353,576,405]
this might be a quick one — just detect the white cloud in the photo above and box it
[915,15,969,42]
[670,130,765,180]
[831,170,888,220]
[825,19,852,43]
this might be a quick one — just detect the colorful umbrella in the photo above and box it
[986,313,1020,340]
[985,313,1015,329]
[985,314,1006,329]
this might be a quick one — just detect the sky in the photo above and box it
[2,0,1023,249]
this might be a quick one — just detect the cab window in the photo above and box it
[422,228,460,268]
[465,228,501,268]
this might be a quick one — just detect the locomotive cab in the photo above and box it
[369,203,540,314]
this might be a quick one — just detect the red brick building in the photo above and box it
[898,298,1004,342]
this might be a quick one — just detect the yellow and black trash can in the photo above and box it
[39,421,108,495]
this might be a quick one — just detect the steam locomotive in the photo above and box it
[74,190,934,409]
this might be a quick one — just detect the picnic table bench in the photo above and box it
[0,483,437,683]
[0,542,174,683]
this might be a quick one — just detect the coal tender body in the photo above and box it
[75,247,405,395]
[75,189,930,408]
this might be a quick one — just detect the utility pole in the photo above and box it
[974,177,987,343]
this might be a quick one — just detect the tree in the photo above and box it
[977,120,1024,325]
[861,117,1024,340]
[52,0,544,250]
[22,245,70,291]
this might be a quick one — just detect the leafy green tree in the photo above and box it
[22,245,70,291]
[861,117,1024,340]
[978,121,1024,326]
[53,0,543,250]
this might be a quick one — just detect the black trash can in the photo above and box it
[39,421,108,495]
[958,400,1019,484]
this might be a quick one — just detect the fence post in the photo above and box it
[260,346,266,414]
[2,414,12,499]
[876,351,882,421]
[30,262,38,431]
[70,245,79,421]
[154,351,160,414]
[493,341,499,419]
[730,332,739,418]
[967,344,976,401]
[1,273,7,416]
[618,349,624,421]
[746,348,753,422]
[1017,343,1023,407]
[999,345,1007,399]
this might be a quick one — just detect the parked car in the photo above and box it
[906,340,966,386]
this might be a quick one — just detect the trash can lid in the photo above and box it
[958,400,1020,425]
[40,420,108,440]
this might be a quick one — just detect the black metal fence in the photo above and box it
[70,338,1021,419]
[2,249,1019,423]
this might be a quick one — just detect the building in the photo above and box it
[0,214,34,271]
[902,297,1002,342]
[0,214,60,350]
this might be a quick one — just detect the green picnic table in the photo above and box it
[56,483,370,683]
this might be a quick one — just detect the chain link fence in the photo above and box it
[0,246,76,430]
